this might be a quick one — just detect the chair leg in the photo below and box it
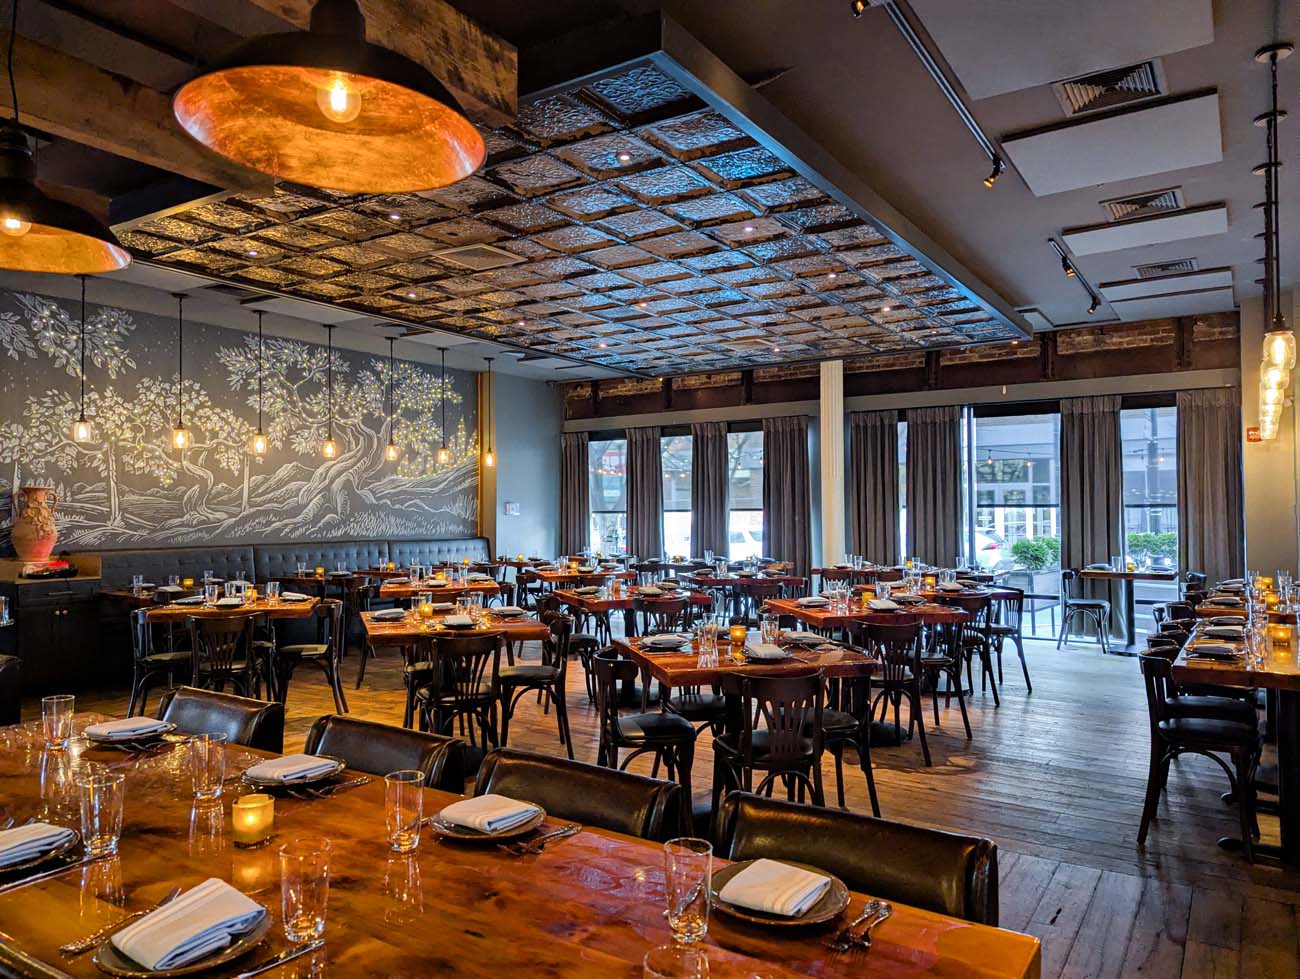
[858,733,881,818]
[1236,748,1255,863]
[1138,740,1165,845]
[127,667,144,717]
[355,643,371,690]
[499,690,513,748]
[909,686,932,767]
[951,665,973,739]
[328,662,348,714]
[1015,634,1032,693]
[1056,609,1070,649]
[831,743,846,808]
[554,687,574,761]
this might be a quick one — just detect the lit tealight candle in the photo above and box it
[516,553,524,561]
[181,577,195,589]
[729,624,748,646]
[1269,622,1295,644]
[314,566,325,577]
[435,571,447,582]
[245,587,257,604]
[231,793,274,846]
[387,561,395,571]
[462,557,470,566]
[1257,576,1275,590]
[923,575,937,589]
[417,602,434,620]
[1266,591,1281,610]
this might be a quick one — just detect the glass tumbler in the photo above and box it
[663,837,712,943]
[281,838,332,942]
[189,733,227,800]
[204,584,220,606]
[265,581,281,604]
[760,614,780,645]
[644,945,710,979]
[384,770,424,853]
[42,694,75,749]
[77,770,126,857]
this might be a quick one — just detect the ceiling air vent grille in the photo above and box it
[1134,258,1199,278]
[1100,187,1185,222]
[1053,60,1164,116]
[434,244,525,271]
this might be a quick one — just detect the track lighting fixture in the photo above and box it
[849,0,866,17]
[1062,256,1075,278]
[982,155,1004,188]
[1087,296,1099,316]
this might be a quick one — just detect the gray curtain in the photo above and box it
[1060,395,1126,639]
[1177,388,1244,583]
[848,410,899,564]
[626,426,663,560]
[559,431,588,556]
[762,415,811,575]
[905,406,962,566]
[690,421,728,558]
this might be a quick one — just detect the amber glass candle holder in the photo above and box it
[181,577,195,589]
[231,793,274,847]
[417,602,434,621]
[923,575,937,588]
[729,624,748,646]
[314,566,325,577]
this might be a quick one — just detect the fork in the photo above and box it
[855,902,893,949]
[825,900,882,952]
[498,823,581,856]
[286,776,371,800]
[60,885,183,955]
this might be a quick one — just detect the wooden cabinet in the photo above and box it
[0,578,105,694]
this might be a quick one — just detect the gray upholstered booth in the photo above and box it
[100,546,255,589]
[389,538,490,567]
[252,540,391,581]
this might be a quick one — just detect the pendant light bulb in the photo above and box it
[321,437,338,460]
[1,214,29,236]
[483,449,495,468]
[71,414,93,443]
[1263,328,1296,371]
[385,440,401,463]
[481,355,496,469]
[249,431,268,457]
[1262,363,1292,390]
[317,75,361,123]
[172,425,192,451]
[437,444,451,466]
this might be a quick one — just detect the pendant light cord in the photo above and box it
[7,0,18,125]
[484,357,493,454]
[255,311,264,432]
[175,294,184,425]
[325,325,333,440]
[77,274,86,414]
[387,338,395,444]
[440,347,447,448]
[1269,51,1283,326]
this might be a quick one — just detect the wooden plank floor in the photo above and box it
[31,634,1300,978]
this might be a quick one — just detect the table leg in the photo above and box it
[1221,689,1300,864]
[1124,579,1137,652]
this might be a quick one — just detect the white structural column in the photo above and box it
[820,360,846,565]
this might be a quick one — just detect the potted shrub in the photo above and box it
[1005,537,1062,617]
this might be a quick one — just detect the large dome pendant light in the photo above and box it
[0,0,129,273]
[171,0,485,193]
[170,294,191,452]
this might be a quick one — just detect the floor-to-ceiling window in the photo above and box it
[727,429,763,560]
[1121,403,1179,609]
[661,433,692,558]
[588,437,627,554]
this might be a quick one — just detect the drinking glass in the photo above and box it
[189,733,227,800]
[644,945,710,979]
[77,770,125,856]
[336,562,347,574]
[168,574,181,588]
[131,573,144,588]
[760,613,780,644]
[296,563,308,577]
[265,581,281,605]
[877,581,891,601]
[203,569,215,584]
[384,770,424,853]
[663,837,711,943]
[204,583,220,606]
[0,595,8,625]
[281,838,332,942]
[42,694,75,749]
[224,581,243,599]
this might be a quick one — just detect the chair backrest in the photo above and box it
[303,714,465,791]
[1060,569,1082,601]
[593,651,640,741]
[130,607,179,665]
[475,748,681,841]
[634,597,687,633]
[187,613,259,676]
[539,612,572,679]
[720,669,824,767]
[854,616,921,685]
[310,599,344,659]
[939,593,992,637]
[1138,654,1176,727]
[1165,601,1195,620]
[156,686,284,752]
[992,586,1023,627]
[0,655,20,726]
[739,580,784,599]
[714,792,999,925]
[428,632,502,703]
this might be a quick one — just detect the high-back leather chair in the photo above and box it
[714,792,1000,925]
[304,714,465,791]
[0,655,20,726]
[475,748,681,841]
[156,686,284,752]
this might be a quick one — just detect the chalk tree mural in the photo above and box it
[0,288,478,549]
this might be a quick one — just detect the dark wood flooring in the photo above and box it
[32,635,1300,979]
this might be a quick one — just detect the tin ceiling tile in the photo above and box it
[416,176,519,213]
[547,186,636,221]
[296,209,394,241]
[295,280,354,300]
[737,177,828,212]
[417,217,505,247]
[584,244,657,269]
[692,147,792,188]
[250,223,339,250]
[658,276,722,296]
[489,154,588,198]
[161,248,240,272]
[143,216,220,245]
[596,208,683,242]
[640,110,751,161]
[777,204,859,234]
[585,65,693,119]
[276,255,349,278]
[531,225,619,254]
[515,93,615,144]
[552,132,665,179]
[639,231,717,259]
[478,202,567,233]
[618,261,691,285]
[666,193,758,226]
[115,230,174,255]
[615,166,715,205]
[739,236,818,262]
[207,237,285,262]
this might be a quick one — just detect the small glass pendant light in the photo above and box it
[320,324,337,459]
[384,337,401,462]
[69,275,94,443]
[436,346,450,465]
[171,293,191,451]
[248,311,269,457]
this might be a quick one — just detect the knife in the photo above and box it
[232,940,325,978]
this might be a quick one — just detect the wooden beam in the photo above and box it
[0,32,271,193]
[244,0,516,128]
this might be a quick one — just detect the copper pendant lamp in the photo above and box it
[171,0,485,193]
[0,0,129,274]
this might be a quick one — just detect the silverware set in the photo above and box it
[498,823,581,856]
[60,885,183,955]
[825,899,893,952]
[285,775,372,800]
[232,939,325,978]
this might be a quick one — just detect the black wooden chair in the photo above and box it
[186,613,264,698]
[127,608,191,716]
[988,586,1030,693]
[938,593,1000,707]
[1057,569,1111,654]
[499,612,573,759]
[275,599,348,714]
[820,673,880,816]
[157,686,283,753]
[855,615,931,766]
[413,631,503,751]
[304,714,464,791]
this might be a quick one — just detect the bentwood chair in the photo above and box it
[304,714,465,791]
[1057,569,1112,654]
[413,631,503,751]
[988,586,1031,693]
[186,613,265,698]
[499,612,573,759]
[157,686,284,753]
[476,748,682,841]
[1138,654,1260,861]
[275,599,348,714]
[711,669,826,813]
[1141,646,1259,725]
[855,616,932,766]
[918,613,974,740]
[634,596,688,635]
[128,608,192,716]
[819,672,881,816]
[938,593,1000,707]
[714,792,999,925]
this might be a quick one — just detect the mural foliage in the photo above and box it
[0,289,478,549]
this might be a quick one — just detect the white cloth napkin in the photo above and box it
[156,584,184,593]
[1208,595,1244,606]
[493,606,525,616]
[370,609,406,621]
[84,717,168,740]
[718,859,832,917]
[430,602,456,611]
[644,634,688,647]
[227,580,253,587]
[956,579,982,589]
[1217,583,1245,593]
[173,596,204,605]
[1209,615,1246,625]
[0,823,76,867]
[1187,642,1241,658]
[575,586,601,594]
[243,753,337,783]
[869,598,900,611]
[745,643,789,660]
[638,587,663,596]
[439,794,539,834]
[386,577,410,584]
[658,581,681,589]
[214,597,244,608]
[111,878,266,971]
[936,582,964,591]
[281,592,312,601]
[1204,625,1246,639]
[782,631,823,643]
[442,614,475,628]
[797,596,829,606]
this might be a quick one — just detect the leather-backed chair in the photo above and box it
[304,714,465,792]
[714,792,999,926]
[0,655,20,725]
[475,748,681,841]
[156,686,284,753]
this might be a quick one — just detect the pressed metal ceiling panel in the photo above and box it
[126,17,1024,376]
[907,0,1214,99]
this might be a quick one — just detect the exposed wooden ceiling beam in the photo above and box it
[243,0,517,127]
[0,31,272,194]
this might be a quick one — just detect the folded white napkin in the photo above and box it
[1086,563,1111,570]
[0,823,76,867]
[326,571,350,577]
[797,596,829,606]
[156,584,184,593]
[281,592,311,601]
[1204,625,1246,639]
[1208,596,1244,606]
[658,581,681,589]
[135,582,157,589]
[442,614,474,628]
[638,587,663,596]
[111,878,265,972]
[370,609,406,621]
[644,634,689,646]
[577,567,597,573]
[868,598,900,611]
[214,597,244,608]
[468,574,493,581]
[575,586,601,594]
[243,753,337,783]
[173,596,204,605]
[782,631,823,643]
[936,582,964,591]
[956,579,982,589]
[745,644,789,660]
[84,717,168,740]
[718,858,832,917]
[439,794,539,833]
[493,606,525,616]
[1187,642,1241,658]
[1219,578,1245,586]
[1209,615,1246,625]
[227,580,253,587]
[430,602,456,612]
[1218,583,1245,593]
[386,577,410,584]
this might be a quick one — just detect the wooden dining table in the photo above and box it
[1079,567,1179,651]
[143,596,319,624]
[360,608,549,645]
[554,586,712,638]
[378,580,503,600]
[534,568,636,586]
[0,715,1040,977]
[764,596,968,631]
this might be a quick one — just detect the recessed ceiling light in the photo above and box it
[406,291,416,299]
[743,225,755,233]
[516,319,525,326]
[246,249,258,257]
[636,302,648,309]
[597,341,607,349]
[616,151,632,162]
[388,212,401,221]
[881,305,891,313]
[827,272,837,279]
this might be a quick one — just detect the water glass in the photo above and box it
[77,770,125,856]
[224,581,243,599]
[265,581,281,604]
[204,583,220,606]
[877,581,891,601]
[202,569,215,584]
[0,595,8,625]
[42,694,75,749]
[384,770,424,853]
[336,562,347,573]
[280,838,332,942]
[168,574,181,588]
[296,563,308,577]
[644,945,710,979]
[760,614,780,644]
[189,733,227,800]
[663,838,711,943]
